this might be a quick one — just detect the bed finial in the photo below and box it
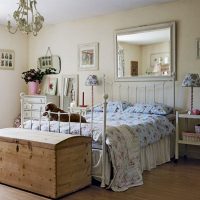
[20,92,25,97]
[103,74,106,95]
[103,94,108,101]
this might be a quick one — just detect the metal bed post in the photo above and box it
[144,85,147,104]
[79,110,82,136]
[103,74,106,95]
[39,106,42,131]
[68,112,71,134]
[127,85,130,102]
[101,94,108,188]
[30,104,33,130]
[20,93,25,129]
[118,84,121,101]
[162,83,165,104]
[136,86,138,103]
[173,73,176,114]
[111,82,113,101]
[58,112,61,133]
[48,110,51,132]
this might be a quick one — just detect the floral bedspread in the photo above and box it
[23,112,174,147]
[86,112,175,147]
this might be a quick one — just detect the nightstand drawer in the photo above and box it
[70,107,89,116]
[24,103,45,111]
[24,111,42,119]
[21,94,60,127]
[23,96,46,104]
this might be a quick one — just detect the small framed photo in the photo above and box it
[78,42,99,71]
[0,49,14,70]
[42,77,57,95]
[197,38,200,59]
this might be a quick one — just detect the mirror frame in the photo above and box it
[114,21,176,82]
[60,74,79,110]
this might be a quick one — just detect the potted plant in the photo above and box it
[22,67,56,95]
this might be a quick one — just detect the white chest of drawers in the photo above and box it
[20,93,59,127]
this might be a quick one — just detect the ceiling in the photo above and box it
[0,0,177,25]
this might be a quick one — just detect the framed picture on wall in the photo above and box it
[0,49,15,70]
[78,42,99,71]
[42,77,57,95]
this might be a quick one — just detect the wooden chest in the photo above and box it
[0,128,91,199]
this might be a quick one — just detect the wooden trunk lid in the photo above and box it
[0,128,91,150]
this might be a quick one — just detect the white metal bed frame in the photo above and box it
[21,75,175,188]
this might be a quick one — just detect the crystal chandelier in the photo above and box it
[7,0,44,36]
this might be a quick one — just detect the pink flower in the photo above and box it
[49,83,53,90]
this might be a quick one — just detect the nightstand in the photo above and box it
[20,93,60,127]
[70,106,90,116]
[175,111,200,160]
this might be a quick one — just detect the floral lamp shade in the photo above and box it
[85,75,98,86]
[182,73,200,87]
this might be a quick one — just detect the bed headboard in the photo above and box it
[103,74,175,111]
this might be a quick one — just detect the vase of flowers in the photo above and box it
[27,80,39,95]
[22,68,56,95]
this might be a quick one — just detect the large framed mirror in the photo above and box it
[60,75,79,110]
[114,21,176,81]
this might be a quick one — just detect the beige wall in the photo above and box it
[118,42,142,76]
[0,26,28,128]
[28,0,200,110]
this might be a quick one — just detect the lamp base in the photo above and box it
[79,105,88,107]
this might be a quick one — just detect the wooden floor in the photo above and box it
[0,159,200,200]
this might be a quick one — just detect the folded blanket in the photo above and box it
[106,125,143,191]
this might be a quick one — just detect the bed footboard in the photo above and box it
[20,93,109,187]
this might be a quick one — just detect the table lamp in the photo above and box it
[182,73,200,113]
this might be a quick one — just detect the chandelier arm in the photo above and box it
[27,0,29,28]
[8,26,19,34]
[21,3,25,19]
[33,31,38,36]
[31,1,35,32]
[7,0,44,36]
[18,1,24,15]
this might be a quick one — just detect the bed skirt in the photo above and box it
[140,134,175,172]
[92,134,175,186]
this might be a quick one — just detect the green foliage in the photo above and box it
[21,67,56,84]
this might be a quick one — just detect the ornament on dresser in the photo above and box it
[21,67,56,95]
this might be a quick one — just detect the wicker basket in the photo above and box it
[182,132,200,143]
[195,125,200,133]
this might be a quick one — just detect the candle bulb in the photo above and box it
[82,92,84,106]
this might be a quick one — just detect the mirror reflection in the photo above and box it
[115,22,176,81]
[38,55,61,74]
[61,75,78,110]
